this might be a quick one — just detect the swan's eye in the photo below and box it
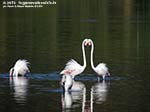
[84,42,88,46]
[87,42,92,46]
[84,41,92,46]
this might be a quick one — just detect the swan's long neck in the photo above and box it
[82,41,86,68]
[90,41,95,70]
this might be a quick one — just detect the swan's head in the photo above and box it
[61,74,73,91]
[83,38,89,46]
[61,74,73,86]
[84,38,93,46]
[61,75,66,86]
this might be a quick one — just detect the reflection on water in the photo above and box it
[61,92,72,109]
[61,80,109,112]
[61,81,86,111]
[71,81,86,108]
[10,76,28,105]
[71,81,85,91]
[83,81,109,112]
[91,80,109,104]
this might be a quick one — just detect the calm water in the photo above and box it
[0,0,150,112]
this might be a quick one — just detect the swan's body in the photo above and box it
[60,39,88,78]
[86,39,110,80]
[61,74,73,91]
[93,63,110,79]
[10,59,30,77]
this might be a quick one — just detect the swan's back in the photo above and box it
[14,59,30,75]
[60,59,84,76]
[95,63,109,75]
[65,59,82,70]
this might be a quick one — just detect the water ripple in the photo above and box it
[0,72,125,81]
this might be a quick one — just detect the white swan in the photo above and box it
[85,39,110,80]
[60,39,88,78]
[10,59,30,77]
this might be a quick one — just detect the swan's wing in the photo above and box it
[14,59,30,74]
[65,59,81,69]
[96,63,107,70]
[14,59,29,69]
[95,63,109,74]
[60,59,83,74]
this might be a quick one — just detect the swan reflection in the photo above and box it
[91,80,109,104]
[61,81,86,111]
[10,76,28,104]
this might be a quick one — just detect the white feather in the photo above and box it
[60,59,84,78]
[88,38,110,80]
[60,39,88,78]
[95,63,109,76]
[11,59,30,76]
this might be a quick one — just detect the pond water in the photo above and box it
[0,0,150,112]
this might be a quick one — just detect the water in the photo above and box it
[0,0,150,112]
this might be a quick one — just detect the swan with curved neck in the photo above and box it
[85,39,110,80]
[60,39,88,78]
